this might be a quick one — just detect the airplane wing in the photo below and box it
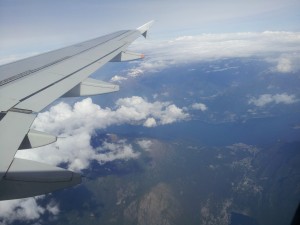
[0,21,154,200]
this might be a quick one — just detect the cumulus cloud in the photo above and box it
[31,96,188,134]
[114,96,188,126]
[127,31,300,76]
[143,117,157,127]
[16,96,188,171]
[0,197,59,225]
[191,103,208,111]
[248,93,298,107]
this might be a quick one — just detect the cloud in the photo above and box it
[110,75,128,82]
[274,53,300,73]
[143,118,157,127]
[248,93,298,107]
[95,140,140,163]
[128,31,300,76]
[191,103,208,111]
[114,96,189,126]
[45,200,60,215]
[276,57,293,73]
[127,68,144,77]
[16,96,188,171]
[137,139,153,151]
[0,197,59,225]
[31,96,188,134]
[160,104,189,124]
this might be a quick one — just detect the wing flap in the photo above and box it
[14,57,109,111]
[0,158,81,200]
[19,129,57,150]
[63,78,119,97]
[110,51,144,62]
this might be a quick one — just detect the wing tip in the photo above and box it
[137,20,155,38]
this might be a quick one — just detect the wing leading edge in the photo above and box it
[0,21,154,200]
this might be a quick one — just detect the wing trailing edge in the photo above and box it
[63,78,119,97]
[0,158,81,200]
[18,129,57,150]
[110,51,144,62]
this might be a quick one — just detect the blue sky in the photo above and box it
[0,0,299,65]
[0,0,299,43]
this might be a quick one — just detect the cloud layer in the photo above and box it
[126,31,300,78]
[248,93,298,107]
[16,96,188,171]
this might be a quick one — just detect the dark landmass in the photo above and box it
[46,135,300,225]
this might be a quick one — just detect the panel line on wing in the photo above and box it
[19,44,127,103]
[0,56,71,87]
[0,31,130,87]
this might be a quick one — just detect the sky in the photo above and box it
[0,0,300,64]
[0,1,300,224]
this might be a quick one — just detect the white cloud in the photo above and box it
[192,103,208,111]
[17,137,138,172]
[127,68,144,77]
[128,31,300,76]
[274,53,300,73]
[0,197,59,225]
[16,96,188,171]
[110,75,128,82]
[248,93,298,107]
[276,57,292,73]
[46,200,60,216]
[159,104,188,124]
[95,140,140,163]
[137,139,153,151]
[114,96,189,126]
[31,97,188,134]
[143,117,157,127]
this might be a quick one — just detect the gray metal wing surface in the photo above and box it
[0,21,154,200]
